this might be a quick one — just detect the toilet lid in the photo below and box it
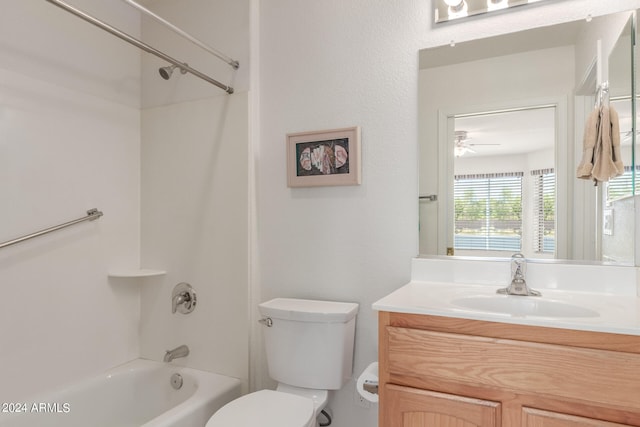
[206,390,315,427]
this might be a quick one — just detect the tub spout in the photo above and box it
[164,345,189,362]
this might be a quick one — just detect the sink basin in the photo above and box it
[451,295,600,318]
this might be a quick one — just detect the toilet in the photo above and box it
[206,297,359,427]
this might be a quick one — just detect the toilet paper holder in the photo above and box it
[363,380,378,395]
[357,361,379,403]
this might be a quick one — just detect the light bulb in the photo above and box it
[487,0,508,11]
[447,0,468,18]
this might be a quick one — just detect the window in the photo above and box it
[454,172,522,251]
[531,168,555,254]
[606,165,639,203]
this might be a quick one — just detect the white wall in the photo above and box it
[257,1,640,427]
[257,1,424,425]
[574,10,634,88]
[140,0,250,108]
[138,0,251,388]
[0,0,141,402]
[139,93,250,383]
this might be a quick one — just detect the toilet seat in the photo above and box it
[206,389,315,427]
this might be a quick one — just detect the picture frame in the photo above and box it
[286,126,361,187]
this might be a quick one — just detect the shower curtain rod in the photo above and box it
[44,0,234,94]
[118,0,239,70]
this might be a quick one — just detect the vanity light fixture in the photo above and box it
[434,0,549,24]
[444,0,468,19]
[487,0,508,12]
[444,0,464,8]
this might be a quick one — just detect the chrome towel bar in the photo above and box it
[0,208,103,250]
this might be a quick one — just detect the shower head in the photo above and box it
[158,63,187,80]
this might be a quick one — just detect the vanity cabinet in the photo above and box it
[386,384,500,427]
[378,312,640,427]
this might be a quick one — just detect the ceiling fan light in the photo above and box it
[455,130,468,140]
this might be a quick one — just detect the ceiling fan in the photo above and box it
[454,130,500,157]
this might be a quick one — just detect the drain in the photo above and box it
[170,373,183,390]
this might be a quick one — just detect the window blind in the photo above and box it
[454,172,523,251]
[606,165,639,203]
[531,168,555,254]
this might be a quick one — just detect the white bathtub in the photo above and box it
[0,359,241,427]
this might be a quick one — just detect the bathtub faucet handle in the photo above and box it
[171,282,196,314]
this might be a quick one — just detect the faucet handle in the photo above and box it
[172,283,197,314]
[511,253,526,280]
[497,253,541,297]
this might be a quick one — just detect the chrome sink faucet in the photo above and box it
[164,345,189,362]
[497,253,541,296]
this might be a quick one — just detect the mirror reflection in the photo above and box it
[451,106,556,259]
[419,10,636,264]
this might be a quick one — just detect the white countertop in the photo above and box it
[373,280,640,336]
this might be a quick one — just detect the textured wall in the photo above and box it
[256,1,640,426]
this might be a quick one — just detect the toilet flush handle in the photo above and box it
[258,317,273,327]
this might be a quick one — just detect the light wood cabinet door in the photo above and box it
[384,384,501,427]
[522,408,636,427]
[379,313,640,427]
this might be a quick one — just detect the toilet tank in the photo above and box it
[258,298,358,390]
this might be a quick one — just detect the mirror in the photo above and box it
[602,19,635,264]
[419,10,637,264]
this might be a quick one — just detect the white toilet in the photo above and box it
[206,297,359,427]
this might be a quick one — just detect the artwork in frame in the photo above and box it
[286,126,361,187]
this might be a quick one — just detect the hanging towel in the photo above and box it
[576,106,600,180]
[610,105,624,176]
[576,105,624,184]
[592,105,624,182]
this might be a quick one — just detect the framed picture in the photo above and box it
[286,126,361,187]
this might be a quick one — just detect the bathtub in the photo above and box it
[0,359,241,427]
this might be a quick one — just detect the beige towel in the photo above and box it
[609,105,624,176]
[577,105,624,183]
[576,107,599,180]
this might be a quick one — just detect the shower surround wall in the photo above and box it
[0,1,141,402]
[0,0,249,405]
[138,0,250,387]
